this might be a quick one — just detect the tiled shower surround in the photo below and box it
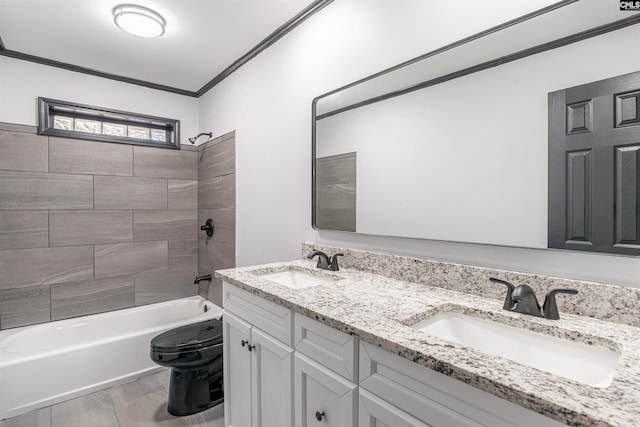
[198,132,236,306]
[0,123,235,330]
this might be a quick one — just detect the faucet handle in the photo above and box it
[307,250,331,269]
[542,288,578,320]
[489,277,517,310]
[329,253,344,271]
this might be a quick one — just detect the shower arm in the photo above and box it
[188,132,213,144]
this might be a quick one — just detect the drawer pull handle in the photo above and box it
[241,340,255,351]
[315,411,325,421]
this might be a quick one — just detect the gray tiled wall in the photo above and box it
[0,171,94,210]
[49,137,133,176]
[0,211,49,250]
[94,176,168,209]
[315,152,357,232]
[0,124,202,330]
[197,131,236,306]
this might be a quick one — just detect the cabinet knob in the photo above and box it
[315,410,325,421]
[241,340,255,351]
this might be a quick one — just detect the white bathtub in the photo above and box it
[0,295,223,420]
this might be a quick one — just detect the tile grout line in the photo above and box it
[93,173,96,280]
[48,136,53,323]
[49,282,52,324]
[47,136,51,249]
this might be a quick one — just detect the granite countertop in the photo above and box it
[216,260,640,427]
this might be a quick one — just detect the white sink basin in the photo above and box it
[257,270,334,289]
[411,311,620,388]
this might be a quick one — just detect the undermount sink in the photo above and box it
[411,311,620,388]
[256,269,335,289]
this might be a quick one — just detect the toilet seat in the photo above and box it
[151,318,223,353]
[150,317,225,416]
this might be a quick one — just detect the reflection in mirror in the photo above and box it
[314,1,634,117]
[312,1,640,252]
[315,152,356,232]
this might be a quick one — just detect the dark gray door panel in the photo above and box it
[549,70,640,255]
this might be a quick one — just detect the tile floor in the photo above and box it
[0,370,224,427]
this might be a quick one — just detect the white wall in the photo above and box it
[0,56,198,140]
[198,0,640,287]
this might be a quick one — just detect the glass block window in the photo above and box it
[53,116,73,130]
[103,122,127,137]
[38,98,180,149]
[151,129,167,142]
[74,118,102,134]
[128,126,150,140]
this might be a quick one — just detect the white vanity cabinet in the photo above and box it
[294,353,357,427]
[293,313,358,426]
[222,284,294,427]
[359,342,565,427]
[223,281,565,427]
[359,389,430,427]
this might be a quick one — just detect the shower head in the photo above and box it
[188,132,213,144]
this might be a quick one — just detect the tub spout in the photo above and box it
[194,274,212,284]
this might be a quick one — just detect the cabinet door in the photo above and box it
[223,282,293,345]
[359,342,563,427]
[294,313,357,382]
[251,328,293,427]
[359,389,431,427]
[224,313,252,427]
[294,353,357,427]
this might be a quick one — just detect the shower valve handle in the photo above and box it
[200,219,214,237]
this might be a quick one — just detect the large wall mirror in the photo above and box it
[312,0,640,253]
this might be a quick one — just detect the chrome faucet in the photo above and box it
[307,250,344,271]
[194,273,212,284]
[489,277,577,320]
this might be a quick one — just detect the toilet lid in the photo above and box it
[151,318,223,352]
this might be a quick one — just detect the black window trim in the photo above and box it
[37,97,181,150]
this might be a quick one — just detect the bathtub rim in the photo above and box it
[0,295,223,420]
[0,295,223,367]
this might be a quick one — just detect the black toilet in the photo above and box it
[150,318,224,416]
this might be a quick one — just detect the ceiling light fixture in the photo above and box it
[113,4,165,38]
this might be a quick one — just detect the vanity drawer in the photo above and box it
[359,342,564,427]
[222,282,293,346]
[294,313,357,382]
[359,389,430,427]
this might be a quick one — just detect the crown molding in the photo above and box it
[0,48,197,97]
[195,0,333,97]
[0,0,334,98]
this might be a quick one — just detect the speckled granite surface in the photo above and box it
[301,243,640,328]
[216,259,640,427]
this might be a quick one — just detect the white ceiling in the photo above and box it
[0,0,318,92]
